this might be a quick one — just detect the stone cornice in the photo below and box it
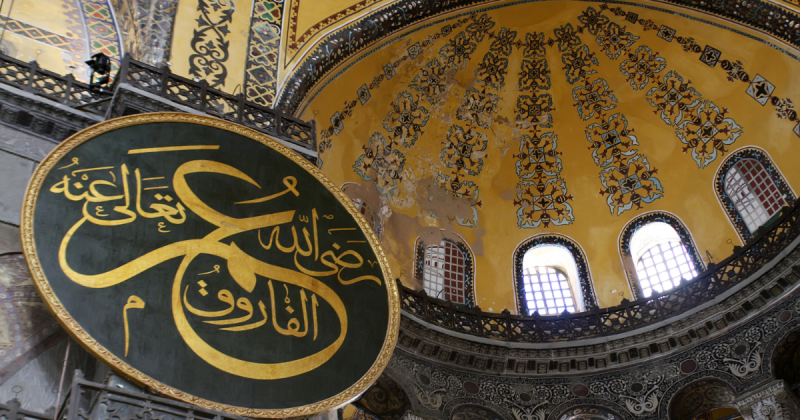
[397,245,800,376]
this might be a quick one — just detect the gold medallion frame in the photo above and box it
[20,113,399,418]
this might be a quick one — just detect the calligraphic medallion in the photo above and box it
[21,113,399,417]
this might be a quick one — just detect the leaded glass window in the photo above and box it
[521,266,576,315]
[725,158,785,234]
[422,241,466,304]
[630,222,698,298]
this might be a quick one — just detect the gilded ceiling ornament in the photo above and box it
[516,94,554,126]
[440,32,478,69]
[595,22,639,60]
[554,23,581,53]
[522,32,547,58]
[465,14,494,43]
[619,45,666,90]
[410,60,448,104]
[556,20,664,215]
[440,125,488,177]
[475,52,509,90]
[599,154,663,215]
[571,79,617,121]
[645,70,703,127]
[518,58,551,91]
[188,0,234,88]
[513,31,573,228]
[353,133,405,197]
[561,45,598,84]
[676,101,743,168]
[382,91,430,148]
[457,89,498,129]
[578,7,609,35]
[490,28,517,56]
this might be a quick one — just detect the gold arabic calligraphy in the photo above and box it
[51,154,381,380]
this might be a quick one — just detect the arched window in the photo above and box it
[557,406,623,420]
[514,235,598,314]
[341,182,383,238]
[669,379,741,420]
[725,159,785,233]
[352,198,382,238]
[715,147,795,242]
[415,237,474,306]
[620,213,704,299]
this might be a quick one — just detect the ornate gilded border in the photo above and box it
[19,112,400,418]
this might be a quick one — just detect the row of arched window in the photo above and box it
[349,147,795,315]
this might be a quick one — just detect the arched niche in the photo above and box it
[556,406,623,420]
[668,378,741,420]
[450,404,507,420]
[772,327,800,399]
[357,374,411,420]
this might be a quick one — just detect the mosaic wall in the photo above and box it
[0,0,123,81]
[110,0,178,67]
[68,0,124,74]
[244,0,283,106]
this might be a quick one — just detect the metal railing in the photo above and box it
[0,54,113,116]
[400,200,800,342]
[0,398,51,420]
[0,53,316,152]
[51,371,245,420]
[116,55,316,151]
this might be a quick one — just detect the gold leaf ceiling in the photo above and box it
[301,0,800,313]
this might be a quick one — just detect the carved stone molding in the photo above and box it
[735,380,800,420]
[397,245,800,376]
[0,85,100,143]
[386,284,800,419]
[106,84,184,119]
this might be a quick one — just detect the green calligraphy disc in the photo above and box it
[21,113,399,418]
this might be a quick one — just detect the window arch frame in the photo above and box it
[513,234,598,314]
[619,211,705,300]
[555,405,624,420]
[714,147,795,242]
[413,235,476,307]
[340,182,383,239]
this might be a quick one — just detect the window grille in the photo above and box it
[636,241,697,297]
[521,266,576,315]
[725,158,785,234]
[422,241,466,304]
